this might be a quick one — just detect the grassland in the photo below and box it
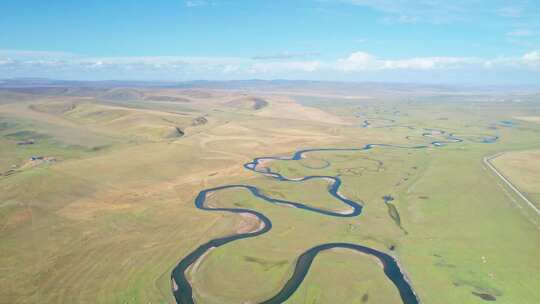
[1,85,540,304]
[491,150,540,208]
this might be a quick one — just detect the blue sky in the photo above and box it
[1,0,539,84]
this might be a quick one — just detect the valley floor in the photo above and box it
[1,86,540,303]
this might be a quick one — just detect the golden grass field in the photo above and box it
[492,150,540,208]
[1,85,540,303]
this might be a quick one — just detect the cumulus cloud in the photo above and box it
[335,52,479,71]
[336,52,378,70]
[250,60,322,73]
[523,51,540,64]
[482,50,540,69]
[0,50,251,79]
[0,49,539,80]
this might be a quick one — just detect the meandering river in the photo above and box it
[171,128,498,304]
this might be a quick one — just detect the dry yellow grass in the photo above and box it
[492,150,540,206]
[255,95,350,125]
[0,89,354,303]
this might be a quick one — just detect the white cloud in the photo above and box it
[336,52,378,71]
[384,57,478,70]
[250,61,322,73]
[251,51,321,60]
[482,50,540,69]
[335,52,478,71]
[185,0,208,8]
[0,58,14,65]
[1,49,539,80]
[223,65,240,73]
[523,51,540,62]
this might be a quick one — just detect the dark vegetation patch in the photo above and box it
[191,116,208,126]
[252,98,268,110]
[17,139,35,145]
[100,88,145,101]
[5,130,49,141]
[243,256,288,271]
[362,293,369,302]
[144,95,191,102]
[29,101,78,114]
[88,145,111,152]
[472,292,497,301]
[79,109,126,120]
[179,90,213,99]
[225,96,269,110]
[387,204,402,228]
[382,195,407,234]
[0,169,18,177]
[453,279,502,301]
[262,190,285,199]
[172,127,184,138]
[0,120,18,131]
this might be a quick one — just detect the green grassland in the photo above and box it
[1,87,540,304]
[285,249,403,303]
